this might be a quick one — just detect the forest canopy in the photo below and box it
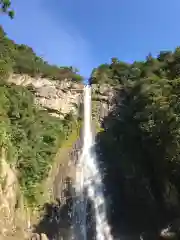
[91,50,180,84]
[0,25,83,82]
[94,48,180,229]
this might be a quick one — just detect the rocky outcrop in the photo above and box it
[0,148,30,239]
[8,74,83,119]
[30,233,49,240]
[0,139,79,239]
[91,83,118,123]
[7,74,116,122]
[32,145,79,240]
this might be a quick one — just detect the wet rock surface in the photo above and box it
[32,129,84,240]
[33,177,74,240]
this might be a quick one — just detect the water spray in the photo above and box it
[72,78,113,240]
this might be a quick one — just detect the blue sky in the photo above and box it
[1,0,180,76]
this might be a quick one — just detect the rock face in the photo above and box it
[0,148,17,237]
[0,148,30,239]
[1,75,116,239]
[8,74,116,122]
[91,83,117,123]
[0,74,84,239]
[8,74,83,119]
[33,142,80,240]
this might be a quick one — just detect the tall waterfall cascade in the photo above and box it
[72,84,113,240]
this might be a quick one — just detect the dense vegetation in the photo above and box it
[95,50,180,233]
[0,26,83,82]
[0,81,74,204]
[0,25,82,205]
[2,1,180,232]
[91,51,180,84]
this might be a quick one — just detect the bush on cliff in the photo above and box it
[0,81,73,204]
[0,24,83,205]
[0,25,83,82]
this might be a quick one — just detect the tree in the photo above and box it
[0,25,83,81]
[0,0,14,18]
[94,46,180,231]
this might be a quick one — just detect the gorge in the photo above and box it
[1,23,180,240]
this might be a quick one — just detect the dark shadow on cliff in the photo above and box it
[33,176,74,240]
[95,81,180,237]
[33,176,97,240]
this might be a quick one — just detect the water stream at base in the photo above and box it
[72,85,113,240]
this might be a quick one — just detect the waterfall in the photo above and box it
[72,84,113,240]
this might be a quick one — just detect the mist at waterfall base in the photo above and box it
[72,84,113,240]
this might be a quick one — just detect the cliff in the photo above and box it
[91,83,120,124]
[91,54,180,238]
[0,25,87,239]
[0,76,115,240]
[0,73,87,239]
[7,74,83,119]
[0,148,24,238]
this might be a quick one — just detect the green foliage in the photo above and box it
[95,50,180,226]
[0,0,14,18]
[0,60,12,80]
[91,49,180,85]
[0,25,83,205]
[0,26,83,82]
[0,82,73,204]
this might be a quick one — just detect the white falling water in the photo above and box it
[72,85,113,240]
